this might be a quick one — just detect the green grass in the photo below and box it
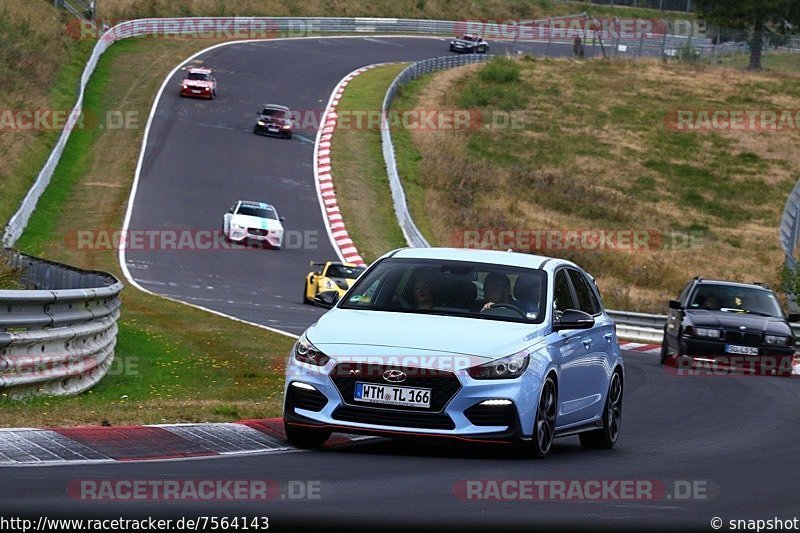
[0,37,95,235]
[718,51,800,74]
[330,64,409,263]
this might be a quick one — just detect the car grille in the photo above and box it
[724,331,762,346]
[285,384,328,412]
[248,228,269,236]
[332,406,455,430]
[464,402,517,427]
[330,363,461,413]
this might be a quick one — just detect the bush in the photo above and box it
[478,57,521,84]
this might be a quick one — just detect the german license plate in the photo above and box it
[725,344,758,355]
[191,90,201,94]
[354,382,431,408]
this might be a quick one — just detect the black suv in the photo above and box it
[661,278,798,376]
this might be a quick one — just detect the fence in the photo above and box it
[0,251,123,398]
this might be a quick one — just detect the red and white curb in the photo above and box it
[314,65,386,267]
[0,419,365,466]
[618,341,661,355]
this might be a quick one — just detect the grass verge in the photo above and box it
[330,64,409,263]
[391,56,800,312]
[1,36,295,427]
[96,0,686,23]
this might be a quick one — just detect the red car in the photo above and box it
[180,67,217,99]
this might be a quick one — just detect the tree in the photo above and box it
[694,0,800,69]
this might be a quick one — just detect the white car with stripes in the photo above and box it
[223,200,285,249]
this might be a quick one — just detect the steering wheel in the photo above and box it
[482,302,527,318]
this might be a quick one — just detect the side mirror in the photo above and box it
[553,309,595,331]
[313,290,340,309]
[788,313,800,323]
[279,216,286,222]
[668,300,682,310]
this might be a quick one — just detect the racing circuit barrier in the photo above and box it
[3,14,743,247]
[0,251,123,398]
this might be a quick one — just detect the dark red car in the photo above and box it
[180,67,217,99]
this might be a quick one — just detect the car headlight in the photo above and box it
[764,335,793,346]
[182,84,188,89]
[467,351,529,380]
[257,120,266,126]
[231,223,243,230]
[282,123,291,129]
[684,326,722,338]
[293,334,330,366]
[322,279,337,290]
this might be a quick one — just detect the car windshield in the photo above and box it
[237,204,277,220]
[327,264,366,279]
[262,108,287,118]
[688,284,783,317]
[461,35,478,41]
[339,258,547,323]
[187,72,211,81]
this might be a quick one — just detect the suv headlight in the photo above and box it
[764,335,793,346]
[685,327,722,338]
[293,334,330,366]
[467,351,529,380]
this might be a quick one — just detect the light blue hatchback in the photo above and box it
[283,247,624,457]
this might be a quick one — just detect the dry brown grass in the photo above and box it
[403,57,800,312]
[96,0,650,21]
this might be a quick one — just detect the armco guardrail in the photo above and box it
[0,251,122,398]
[2,15,743,246]
[381,54,490,248]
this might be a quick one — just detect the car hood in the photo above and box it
[184,80,213,88]
[258,114,290,124]
[451,39,477,46]
[685,310,792,335]
[230,214,282,230]
[306,308,545,364]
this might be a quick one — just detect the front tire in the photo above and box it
[284,421,331,449]
[529,376,557,458]
[579,371,622,450]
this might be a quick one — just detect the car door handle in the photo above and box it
[582,339,592,349]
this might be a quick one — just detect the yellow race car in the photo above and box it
[303,261,366,305]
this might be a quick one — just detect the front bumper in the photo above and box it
[228,228,282,248]
[283,358,540,442]
[254,123,292,136]
[676,336,794,375]
[180,87,213,98]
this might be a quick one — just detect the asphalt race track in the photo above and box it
[3,351,799,530]
[123,37,578,335]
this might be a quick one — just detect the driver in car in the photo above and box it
[481,273,513,312]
